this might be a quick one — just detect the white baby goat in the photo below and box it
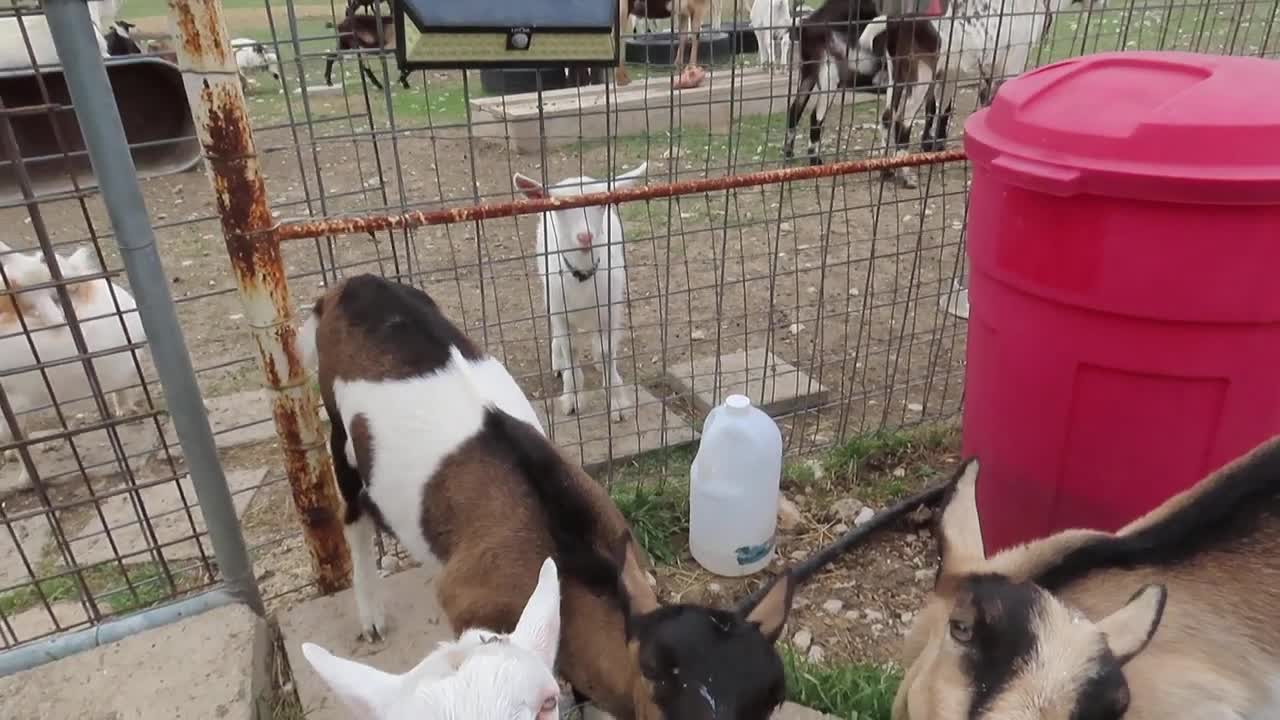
[513,163,647,423]
[751,0,793,71]
[1,245,146,485]
[303,558,563,720]
[231,37,282,88]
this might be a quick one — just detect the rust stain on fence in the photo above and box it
[170,0,351,594]
[273,149,967,241]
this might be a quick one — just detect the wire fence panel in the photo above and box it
[2,0,1276,632]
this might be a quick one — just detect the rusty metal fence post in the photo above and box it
[165,0,351,592]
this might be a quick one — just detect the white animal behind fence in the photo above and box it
[856,0,1089,186]
[751,0,794,70]
[231,37,282,88]
[0,0,123,70]
[513,163,647,423]
[0,244,147,485]
[303,557,563,720]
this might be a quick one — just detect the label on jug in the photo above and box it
[734,534,776,566]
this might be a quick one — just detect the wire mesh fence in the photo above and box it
[0,0,1276,650]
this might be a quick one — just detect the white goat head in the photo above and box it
[512,162,647,262]
[303,558,563,720]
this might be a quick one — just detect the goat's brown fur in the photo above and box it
[308,277,663,718]
[896,442,1280,720]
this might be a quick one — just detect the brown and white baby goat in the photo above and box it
[895,438,1280,720]
[298,274,810,720]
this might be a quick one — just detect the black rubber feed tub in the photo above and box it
[717,19,759,54]
[479,67,604,95]
[624,26,734,66]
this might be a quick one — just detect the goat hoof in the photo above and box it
[808,155,823,167]
[558,395,580,416]
[921,138,944,153]
[359,620,387,643]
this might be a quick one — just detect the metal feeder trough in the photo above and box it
[396,0,619,69]
[0,56,200,203]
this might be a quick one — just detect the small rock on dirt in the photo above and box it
[864,609,885,623]
[778,497,803,530]
[832,497,864,523]
[690,329,707,341]
[821,599,844,615]
[792,629,813,652]
[806,645,826,663]
[915,568,936,583]
[832,523,849,534]
[853,506,876,526]
[900,611,915,624]
[908,505,934,525]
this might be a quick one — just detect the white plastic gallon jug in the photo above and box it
[689,394,783,577]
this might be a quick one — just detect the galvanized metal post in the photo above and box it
[41,0,265,612]
[164,0,352,592]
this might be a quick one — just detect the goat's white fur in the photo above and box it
[751,0,793,71]
[1,245,146,486]
[302,308,545,637]
[855,0,1078,184]
[303,557,563,720]
[513,163,647,423]
[0,0,122,71]
[231,37,282,86]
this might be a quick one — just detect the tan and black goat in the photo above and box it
[895,439,1280,720]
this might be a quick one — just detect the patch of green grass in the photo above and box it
[822,425,958,503]
[784,649,902,720]
[783,460,818,490]
[0,561,199,618]
[604,445,696,564]
[611,479,690,565]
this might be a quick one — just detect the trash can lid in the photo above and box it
[964,51,1280,205]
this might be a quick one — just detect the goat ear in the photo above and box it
[513,173,546,199]
[1097,584,1166,664]
[302,642,403,717]
[613,161,648,188]
[740,571,795,643]
[512,557,561,669]
[613,530,660,618]
[936,458,986,573]
[64,246,101,277]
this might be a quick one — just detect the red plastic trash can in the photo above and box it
[960,51,1280,556]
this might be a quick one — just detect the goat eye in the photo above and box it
[541,696,558,713]
[949,619,973,644]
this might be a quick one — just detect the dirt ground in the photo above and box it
[1,46,973,665]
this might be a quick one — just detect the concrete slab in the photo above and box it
[280,562,452,720]
[666,348,831,416]
[0,601,89,647]
[0,602,270,720]
[0,419,160,497]
[533,384,696,471]
[156,389,277,460]
[65,467,266,567]
[0,513,52,590]
[470,68,869,153]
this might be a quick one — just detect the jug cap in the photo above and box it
[725,394,752,412]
